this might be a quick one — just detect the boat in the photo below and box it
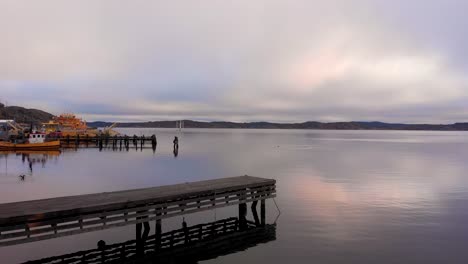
[43,113,119,137]
[43,114,97,137]
[0,131,60,150]
[0,150,61,156]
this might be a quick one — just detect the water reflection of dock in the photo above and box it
[0,150,61,174]
[23,218,276,264]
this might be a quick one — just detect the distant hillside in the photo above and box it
[2,103,468,131]
[0,103,54,125]
[87,120,468,131]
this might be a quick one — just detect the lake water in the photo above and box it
[1,128,468,263]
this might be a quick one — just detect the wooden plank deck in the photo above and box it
[0,176,274,224]
[0,176,276,246]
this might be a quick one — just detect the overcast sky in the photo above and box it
[1,0,467,123]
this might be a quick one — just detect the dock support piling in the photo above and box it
[136,222,143,256]
[261,199,266,226]
[239,203,247,230]
[251,199,260,226]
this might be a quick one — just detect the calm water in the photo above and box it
[1,128,468,263]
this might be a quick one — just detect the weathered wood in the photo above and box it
[0,192,275,242]
[0,185,274,233]
[0,176,273,223]
[0,176,276,246]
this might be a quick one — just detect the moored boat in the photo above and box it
[0,131,60,150]
[43,113,119,137]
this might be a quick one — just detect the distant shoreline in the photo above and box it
[2,104,468,131]
[87,120,468,131]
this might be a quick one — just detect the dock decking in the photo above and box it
[0,176,276,247]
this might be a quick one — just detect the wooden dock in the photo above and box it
[59,135,157,147]
[0,176,276,247]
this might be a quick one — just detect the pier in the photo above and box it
[59,135,158,150]
[0,176,276,247]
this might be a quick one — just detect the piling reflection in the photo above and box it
[0,150,60,175]
[23,218,276,264]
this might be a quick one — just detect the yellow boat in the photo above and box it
[0,131,61,150]
[0,150,61,156]
[43,113,119,137]
[0,140,61,150]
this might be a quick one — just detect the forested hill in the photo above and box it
[88,120,468,131]
[0,103,54,125]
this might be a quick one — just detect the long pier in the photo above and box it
[59,135,159,150]
[0,176,276,247]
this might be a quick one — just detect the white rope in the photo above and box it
[273,198,281,224]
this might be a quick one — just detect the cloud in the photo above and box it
[0,0,467,122]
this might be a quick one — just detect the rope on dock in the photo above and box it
[273,198,281,224]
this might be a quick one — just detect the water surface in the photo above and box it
[1,129,468,263]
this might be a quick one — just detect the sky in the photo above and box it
[1,0,467,123]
